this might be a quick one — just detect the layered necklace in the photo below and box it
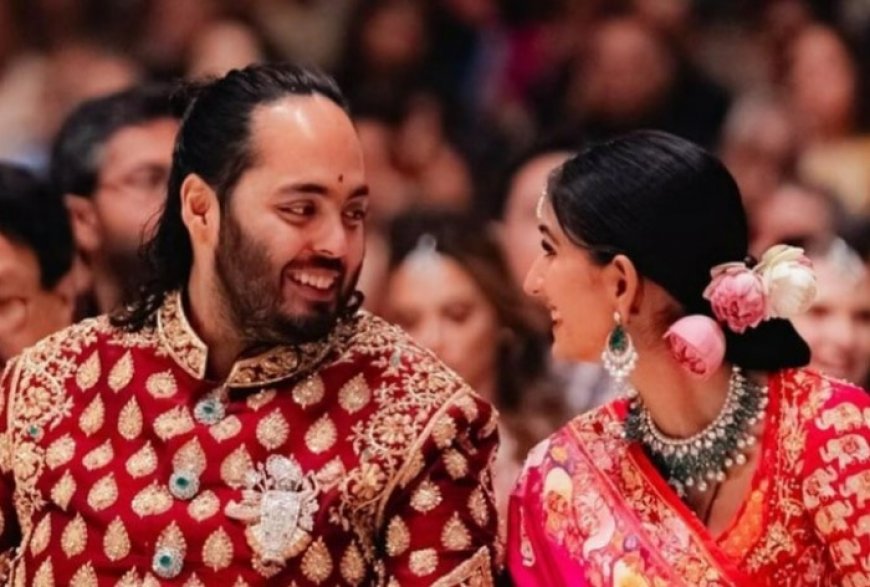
[623,366,768,497]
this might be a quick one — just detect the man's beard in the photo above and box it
[214,214,360,347]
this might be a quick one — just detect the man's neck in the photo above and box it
[185,276,245,382]
[91,266,124,316]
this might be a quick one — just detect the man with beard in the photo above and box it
[0,65,499,585]
[52,84,179,316]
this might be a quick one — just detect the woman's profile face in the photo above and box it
[524,198,614,362]
[384,252,501,397]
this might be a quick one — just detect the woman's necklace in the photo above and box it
[623,366,768,497]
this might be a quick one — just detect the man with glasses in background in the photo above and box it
[51,84,180,316]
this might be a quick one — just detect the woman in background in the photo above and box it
[507,131,870,585]
[383,210,563,522]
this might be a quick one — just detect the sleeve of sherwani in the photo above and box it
[800,381,870,584]
[378,391,500,586]
[0,359,23,579]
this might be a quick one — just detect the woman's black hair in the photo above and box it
[547,130,810,371]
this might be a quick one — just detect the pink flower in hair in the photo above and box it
[664,315,726,379]
[702,263,767,333]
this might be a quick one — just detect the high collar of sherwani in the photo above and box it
[156,290,353,390]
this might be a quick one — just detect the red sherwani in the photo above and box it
[0,291,499,585]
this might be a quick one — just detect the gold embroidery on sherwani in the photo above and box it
[409,548,439,576]
[305,414,337,454]
[50,470,76,510]
[173,437,207,475]
[431,546,494,587]
[256,409,290,450]
[153,405,195,440]
[127,441,158,478]
[141,573,162,587]
[411,479,442,513]
[30,514,51,556]
[157,521,188,558]
[338,373,371,414]
[108,351,134,392]
[246,389,276,411]
[61,513,87,557]
[87,472,118,511]
[104,517,131,561]
[132,482,173,517]
[115,569,140,586]
[232,577,250,587]
[441,512,472,551]
[315,457,346,489]
[188,490,220,522]
[301,537,332,584]
[146,370,177,398]
[293,375,325,408]
[82,439,113,470]
[78,394,105,436]
[182,574,205,587]
[33,558,54,587]
[70,562,97,587]
[340,541,366,585]
[203,527,234,570]
[209,415,242,442]
[443,449,469,480]
[75,351,101,391]
[221,445,254,488]
[118,397,143,440]
[431,414,458,449]
[386,516,410,556]
[45,433,75,469]
[468,487,489,527]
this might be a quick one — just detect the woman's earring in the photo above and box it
[602,312,638,397]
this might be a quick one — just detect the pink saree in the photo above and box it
[507,369,870,586]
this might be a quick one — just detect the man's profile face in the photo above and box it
[213,95,369,344]
[93,117,178,273]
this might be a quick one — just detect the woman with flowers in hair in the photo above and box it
[506,130,870,586]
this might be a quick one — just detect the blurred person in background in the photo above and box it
[0,163,75,366]
[718,93,798,215]
[186,18,267,79]
[492,140,614,415]
[51,84,179,316]
[338,0,430,111]
[749,180,842,256]
[546,12,729,149]
[793,238,870,386]
[785,24,860,146]
[383,210,562,521]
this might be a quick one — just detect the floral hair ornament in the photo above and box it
[665,245,817,379]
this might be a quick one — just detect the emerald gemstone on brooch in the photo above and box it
[152,547,184,578]
[169,470,200,501]
[194,395,226,425]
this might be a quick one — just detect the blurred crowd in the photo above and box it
[1,0,870,521]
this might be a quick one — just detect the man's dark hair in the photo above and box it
[0,163,74,289]
[114,63,348,331]
[50,83,177,198]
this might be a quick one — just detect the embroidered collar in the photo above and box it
[156,290,349,388]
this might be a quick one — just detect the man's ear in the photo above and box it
[65,194,101,254]
[179,174,220,248]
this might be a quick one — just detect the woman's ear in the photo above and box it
[604,254,643,322]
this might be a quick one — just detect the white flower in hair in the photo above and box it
[757,245,818,319]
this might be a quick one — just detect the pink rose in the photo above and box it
[702,264,767,333]
[664,315,726,379]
